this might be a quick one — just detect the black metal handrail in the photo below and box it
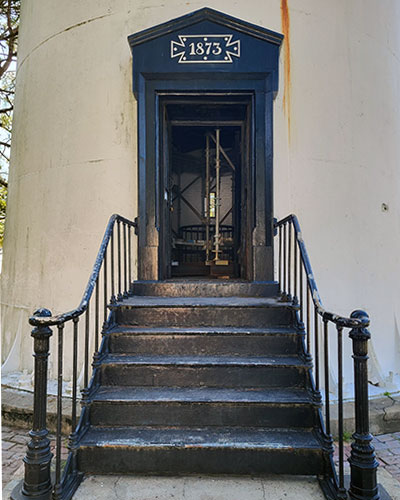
[12,214,137,500]
[275,214,379,500]
[276,214,369,329]
[29,214,136,327]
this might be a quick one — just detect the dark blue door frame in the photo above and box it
[128,8,283,282]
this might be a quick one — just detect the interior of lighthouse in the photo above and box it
[161,95,251,279]
[169,124,242,278]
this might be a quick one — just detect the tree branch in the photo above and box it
[0,149,10,162]
[0,0,18,79]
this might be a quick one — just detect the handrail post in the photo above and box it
[348,310,379,500]
[12,309,53,500]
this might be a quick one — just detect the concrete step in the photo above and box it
[77,426,324,475]
[100,354,311,388]
[111,296,295,327]
[89,386,319,427]
[131,280,280,297]
[106,325,301,356]
[71,474,328,500]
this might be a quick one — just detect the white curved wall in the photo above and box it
[273,0,400,394]
[2,0,400,395]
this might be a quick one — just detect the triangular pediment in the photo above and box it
[128,7,283,48]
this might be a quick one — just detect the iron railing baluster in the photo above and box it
[299,261,303,322]
[103,249,108,325]
[95,278,99,353]
[337,325,346,498]
[283,223,287,297]
[123,223,127,296]
[278,225,282,292]
[72,318,78,431]
[288,222,292,299]
[128,225,132,291]
[84,304,90,388]
[53,322,64,500]
[323,319,330,437]
[294,236,298,304]
[68,317,80,487]
[306,287,311,354]
[314,306,320,391]
[111,227,115,302]
[117,219,122,299]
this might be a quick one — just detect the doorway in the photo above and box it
[160,94,253,280]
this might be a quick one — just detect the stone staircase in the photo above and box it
[76,281,327,477]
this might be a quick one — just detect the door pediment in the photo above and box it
[128,8,283,94]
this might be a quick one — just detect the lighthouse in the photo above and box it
[3,2,400,498]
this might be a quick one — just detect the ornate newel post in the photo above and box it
[348,310,380,500]
[12,309,53,500]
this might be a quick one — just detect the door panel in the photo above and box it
[160,106,172,279]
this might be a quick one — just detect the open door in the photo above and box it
[160,105,173,279]
[160,94,252,280]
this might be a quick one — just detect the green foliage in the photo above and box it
[334,431,353,443]
[343,431,352,442]
[0,1,20,244]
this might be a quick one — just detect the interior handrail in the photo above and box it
[29,214,137,327]
[275,214,369,329]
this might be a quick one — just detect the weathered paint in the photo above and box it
[1,0,400,400]
[280,0,291,143]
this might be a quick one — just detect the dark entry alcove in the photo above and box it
[128,8,283,281]
[160,95,252,279]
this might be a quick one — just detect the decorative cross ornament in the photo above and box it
[171,34,241,63]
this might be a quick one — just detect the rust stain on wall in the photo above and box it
[281,0,292,143]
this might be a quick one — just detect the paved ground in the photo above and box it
[2,425,69,489]
[3,424,400,498]
[331,432,400,484]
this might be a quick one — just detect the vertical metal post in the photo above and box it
[95,279,99,353]
[205,134,211,264]
[117,219,122,299]
[299,265,304,321]
[13,309,53,500]
[278,226,282,291]
[314,306,320,390]
[53,323,64,500]
[123,223,127,296]
[306,287,311,353]
[103,247,108,325]
[323,319,331,436]
[293,237,298,304]
[71,318,78,431]
[111,226,115,303]
[288,223,292,299]
[348,310,379,500]
[214,128,221,262]
[337,325,347,499]
[128,225,132,290]
[283,224,287,297]
[68,317,79,480]
[84,304,90,388]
